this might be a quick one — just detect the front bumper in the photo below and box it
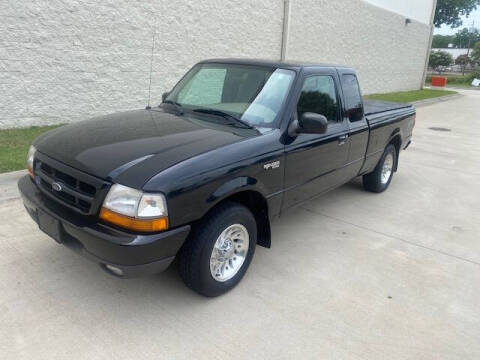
[18,175,190,277]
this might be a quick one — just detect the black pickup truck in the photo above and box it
[19,59,415,296]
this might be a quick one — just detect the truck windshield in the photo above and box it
[164,64,296,128]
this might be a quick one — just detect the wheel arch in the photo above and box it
[203,177,271,248]
[219,190,271,248]
[387,132,402,171]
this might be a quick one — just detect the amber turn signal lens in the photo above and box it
[99,207,168,232]
[27,166,34,178]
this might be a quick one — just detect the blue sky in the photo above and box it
[434,8,480,35]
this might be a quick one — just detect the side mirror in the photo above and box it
[162,92,170,102]
[289,112,328,136]
[347,105,364,122]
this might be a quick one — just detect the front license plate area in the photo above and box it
[37,209,62,243]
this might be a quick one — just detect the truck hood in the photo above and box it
[34,108,257,189]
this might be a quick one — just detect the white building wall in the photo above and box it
[1,0,434,128]
[286,0,432,94]
[432,48,472,60]
[0,0,284,128]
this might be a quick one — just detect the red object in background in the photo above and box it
[431,76,447,87]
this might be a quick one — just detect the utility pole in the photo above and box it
[463,20,475,76]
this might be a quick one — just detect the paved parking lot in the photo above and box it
[1,90,479,359]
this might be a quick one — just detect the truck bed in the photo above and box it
[358,98,415,178]
[363,99,413,116]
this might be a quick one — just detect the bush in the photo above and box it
[445,75,469,85]
[472,42,480,65]
[468,71,480,82]
[425,73,478,86]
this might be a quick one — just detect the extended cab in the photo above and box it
[18,59,415,296]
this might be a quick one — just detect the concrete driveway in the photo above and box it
[1,90,479,359]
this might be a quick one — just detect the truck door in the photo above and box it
[282,69,350,210]
[338,71,369,179]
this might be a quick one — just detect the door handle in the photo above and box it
[338,134,349,145]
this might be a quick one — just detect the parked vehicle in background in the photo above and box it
[18,59,415,296]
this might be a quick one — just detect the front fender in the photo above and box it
[207,176,268,204]
[142,128,284,229]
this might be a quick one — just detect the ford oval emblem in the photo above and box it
[52,182,62,192]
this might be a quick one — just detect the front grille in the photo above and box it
[33,154,109,215]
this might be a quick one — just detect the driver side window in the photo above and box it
[297,75,339,123]
[177,68,227,105]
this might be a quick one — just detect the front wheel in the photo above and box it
[363,144,397,193]
[177,202,257,297]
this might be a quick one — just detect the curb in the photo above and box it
[0,169,27,182]
[410,93,462,107]
[0,169,26,202]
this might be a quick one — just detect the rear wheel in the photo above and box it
[177,202,256,297]
[363,144,397,193]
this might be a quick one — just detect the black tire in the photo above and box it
[363,144,397,193]
[177,202,257,297]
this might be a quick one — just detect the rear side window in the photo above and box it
[341,74,364,122]
[297,75,339,122]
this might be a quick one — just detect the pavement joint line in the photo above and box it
[300,206,480,267]
[404,162,477,175]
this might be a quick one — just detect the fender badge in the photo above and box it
[264,161,280,170]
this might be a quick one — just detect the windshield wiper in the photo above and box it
[162,100,184,115]
[192,108,253,129]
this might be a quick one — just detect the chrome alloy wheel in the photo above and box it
[381,153,394,184]
[210,224,249,282]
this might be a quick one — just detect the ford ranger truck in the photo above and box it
[18,59,415,297]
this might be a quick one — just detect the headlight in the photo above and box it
[27,145,36,177]
[138,193,168,218]
[99,184,168,232]
[102,184,143,217]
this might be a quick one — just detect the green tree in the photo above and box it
[453,28,480,48]
[429,50,454,73]
[455,54,473,75]
[472,41,480,64]
[455,54,472,65]
[434,0,480,28]
[432,34,455,48]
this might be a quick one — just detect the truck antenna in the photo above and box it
[145,25,156,110]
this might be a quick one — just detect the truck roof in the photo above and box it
[200,58,355,72]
